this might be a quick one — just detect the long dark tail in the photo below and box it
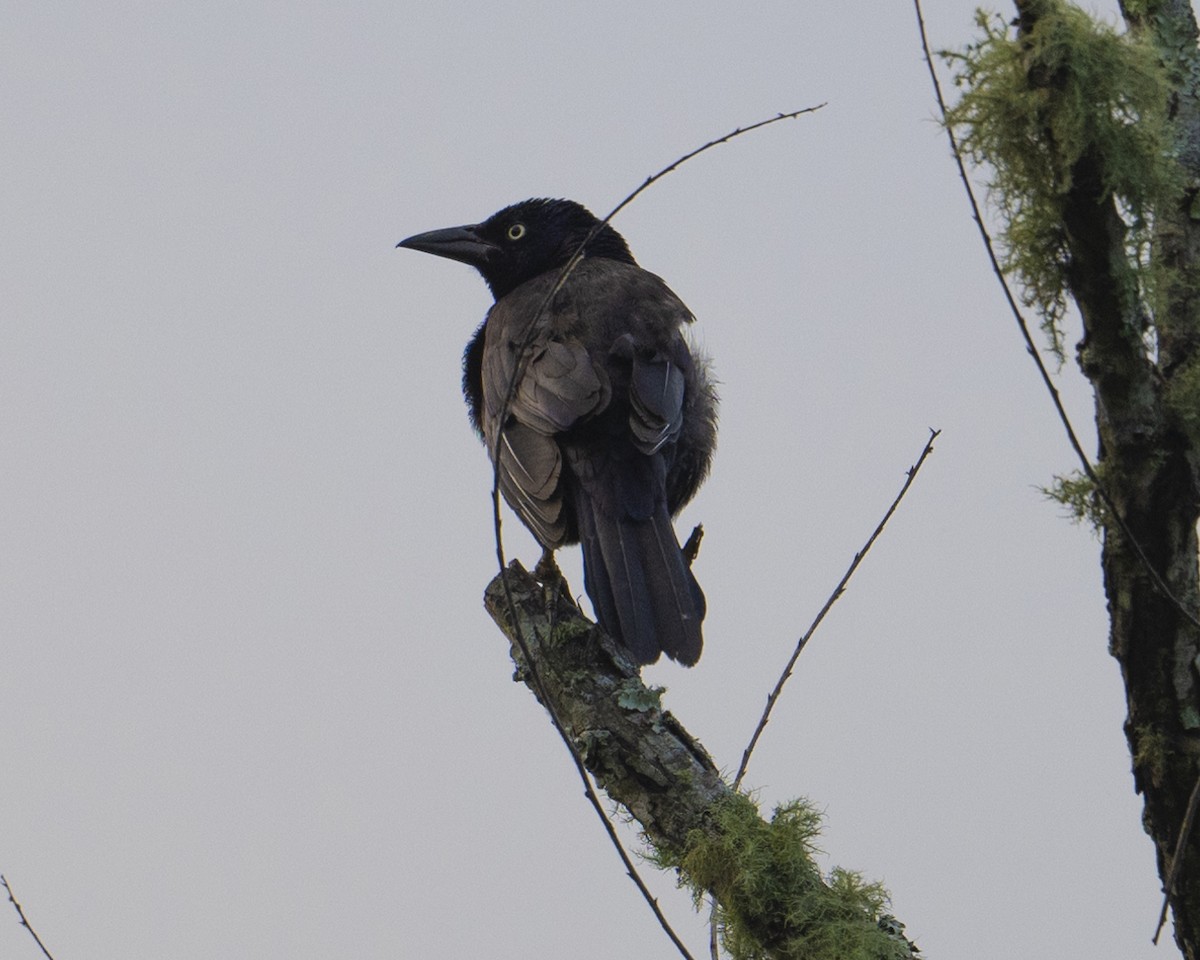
[574,492,705,666]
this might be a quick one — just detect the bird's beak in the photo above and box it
[396,223,496,268]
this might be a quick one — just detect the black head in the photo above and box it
[397,198,636,300]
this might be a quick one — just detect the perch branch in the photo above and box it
[483,562,919,959]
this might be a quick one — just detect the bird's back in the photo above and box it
[479,258,716,664]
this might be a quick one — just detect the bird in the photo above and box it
[397,198,717,666]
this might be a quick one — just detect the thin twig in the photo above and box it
[733,429,939,790]
[911,0,1200,633]
[491,105,827,488]
[2,875,56,960]
[490,108,824,960]
[1153,768,1200,943]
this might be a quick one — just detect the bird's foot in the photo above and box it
[533,549,564,585]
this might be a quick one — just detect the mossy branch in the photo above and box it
[483,561,918,960]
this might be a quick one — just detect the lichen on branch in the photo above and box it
[483,560,918,960]
[653,793,912,960]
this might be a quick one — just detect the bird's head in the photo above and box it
[397,198,636,300]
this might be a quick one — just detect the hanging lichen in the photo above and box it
[942,0,1178,358]
[1041,467,1109,529]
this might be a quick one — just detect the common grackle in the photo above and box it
[398,199,717,666]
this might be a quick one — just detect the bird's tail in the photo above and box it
[574,494,705,666]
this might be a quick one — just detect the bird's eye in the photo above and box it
[507,223,526,241]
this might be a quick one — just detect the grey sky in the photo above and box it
[2,1,1160,958]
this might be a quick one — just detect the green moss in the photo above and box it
[1166,355,1200,445]
[1040,469,1107,529]
[943,1,1178,357]
[655,794,913,960]
[1134,723,1173,785]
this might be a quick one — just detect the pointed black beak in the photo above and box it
[396,223,496,269]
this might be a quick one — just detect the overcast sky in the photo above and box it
[1,1,1167,958]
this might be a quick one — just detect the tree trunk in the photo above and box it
[1015,1,1200,955]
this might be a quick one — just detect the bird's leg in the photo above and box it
[533,549,573,640]
[533,548,563,585]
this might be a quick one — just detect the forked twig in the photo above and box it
[2,875,56,960]
[489,107,826,960]
[733,429,939,789]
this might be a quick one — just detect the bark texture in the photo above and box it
[485,561,730,843]
[1015,1,1200,954]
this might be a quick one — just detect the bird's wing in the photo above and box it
[609,332,687,457]
[514,338,610,434]
[493,421,567,545]
[480,298,611,548]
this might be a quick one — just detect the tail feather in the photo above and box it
[644,510,704,665]
[575,492,704,666]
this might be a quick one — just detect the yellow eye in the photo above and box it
[507,223,526,241]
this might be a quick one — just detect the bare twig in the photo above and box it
[2,875,56,960]
[489,108,825,960]
[1153,768,1200,943]
[491,105,828,491]
[733,429,940,790]
[911,0,1200,632]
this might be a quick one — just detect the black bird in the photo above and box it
[398,198,717,666]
